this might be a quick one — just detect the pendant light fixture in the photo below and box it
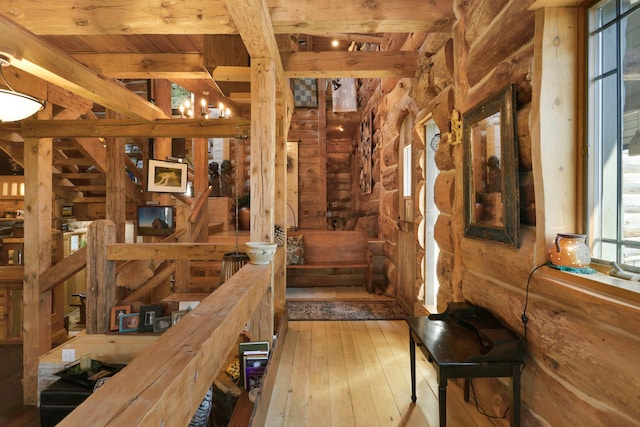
[0,54,46,122]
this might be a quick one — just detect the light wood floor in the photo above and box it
[266,287,500,427]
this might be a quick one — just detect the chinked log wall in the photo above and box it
[403,1,640,425]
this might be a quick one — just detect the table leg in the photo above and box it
[512,364,521,427]
[410,331,416,403]
[464,378,469,402]
[438,380,447,427]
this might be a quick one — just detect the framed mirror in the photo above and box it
[462,83,519,247]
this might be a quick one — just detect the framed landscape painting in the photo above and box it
[147,159,188,193]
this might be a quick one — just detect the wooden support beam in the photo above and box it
[0,16,167,122]
[23,130,53,404]
[223,0,288,93]
[106,134,126,242]
[21,118,251,138]
[106,243,241,261]
[70,53,252,82]
[86,220,117,334]
[531,8,579,264]
[282,51,418,78]
[5,0,453,35]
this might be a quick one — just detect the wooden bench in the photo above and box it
[287,230,373,292]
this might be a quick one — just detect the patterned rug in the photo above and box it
[287,300,409,321]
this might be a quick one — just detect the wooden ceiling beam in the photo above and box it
[70,53,252,82]
[2,0,448,35]
[70,51,416,79]
[267,0,455,34]
[282,51,417,78]
[21,118,251,138]
[0,16,167,122]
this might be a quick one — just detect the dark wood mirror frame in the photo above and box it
[462,83,520,247]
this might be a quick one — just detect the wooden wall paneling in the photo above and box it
[318,79,328,228]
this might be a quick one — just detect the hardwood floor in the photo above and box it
[0,344,39,426]
[0,288,502,427]
[264,319,498,427]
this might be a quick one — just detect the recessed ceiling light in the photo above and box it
[331,39,339,48]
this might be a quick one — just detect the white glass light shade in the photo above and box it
[0,88,45,122]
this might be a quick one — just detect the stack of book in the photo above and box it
[238,341,269,391]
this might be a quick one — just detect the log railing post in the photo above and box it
[86,220,117,333]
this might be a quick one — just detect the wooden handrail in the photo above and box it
[189,185,213,223]
[58,263,272,426]
[39,246,87,293]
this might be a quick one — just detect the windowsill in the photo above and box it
[541,265,640,305]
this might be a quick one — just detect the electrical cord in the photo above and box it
[521,262,547,372]
[469,378,511,420]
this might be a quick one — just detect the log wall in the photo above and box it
[369,0,640,425]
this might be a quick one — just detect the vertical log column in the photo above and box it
[531,8,579,263]
[192,136,209,241]
[273,96,288,328]
[23,133,53,404]
[85,220,116,334]
[106,110,126,243]
[249,58,276,343]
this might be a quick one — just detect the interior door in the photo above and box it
[398,117,416,304]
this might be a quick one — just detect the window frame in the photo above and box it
[586,0,640,270]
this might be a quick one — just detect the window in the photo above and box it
[587,0,640,267]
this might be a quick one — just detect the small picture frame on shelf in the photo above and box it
[171,310,188,326]
[139,304,164,332]
[153,316,172,333]
[62,205,74,217]
[119,313,140,333]
[110,305,131,331]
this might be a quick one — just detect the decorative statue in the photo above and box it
[208,162,221,197]
[220,159,234,198]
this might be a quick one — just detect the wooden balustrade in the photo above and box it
[58,262,273,426]
[57,219,276,425]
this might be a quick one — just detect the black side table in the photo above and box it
[407,316,523,427]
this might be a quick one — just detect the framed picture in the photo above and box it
[171,310,188,326]
[137,205,175,236]
[139,304,164,332]
[153,316,172,333]
[147,159,188,193]
[291,78,318,108]
[62,205,74,217]
[119,313,140,333]
[110,305,131,331]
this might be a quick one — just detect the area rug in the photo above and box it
[287,300,409,321]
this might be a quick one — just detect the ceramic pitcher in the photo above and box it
[549,233,591,268]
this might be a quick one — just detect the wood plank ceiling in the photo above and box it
[0,0,455,139]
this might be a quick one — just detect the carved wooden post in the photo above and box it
[86,220,116,333]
